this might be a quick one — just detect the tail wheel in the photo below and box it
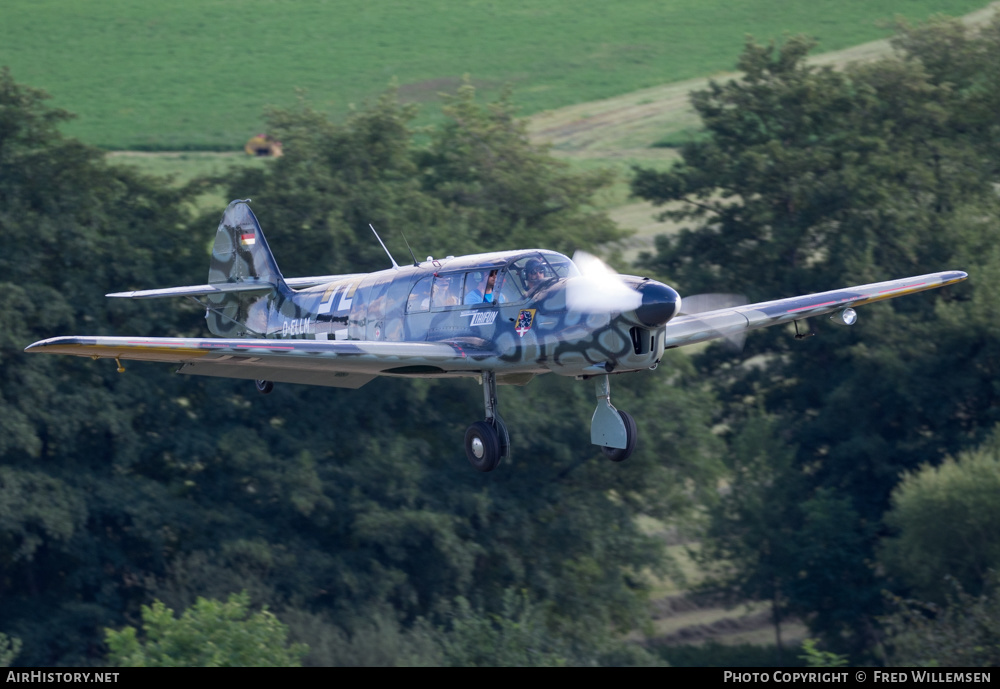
[255,379,274,395]
[602,410,637,463]
[465,421,502,472]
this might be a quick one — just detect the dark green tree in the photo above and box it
[418,83,622,256]
[632,34,990,303]
[0,67,209,665]
[438,590,568,667]
[696,411,802,665]
[880,572,1000,667]
[632,17,1000,657]
[891,14,1000,175]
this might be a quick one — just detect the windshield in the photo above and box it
[544,252,579,279]
[495,252,579,301]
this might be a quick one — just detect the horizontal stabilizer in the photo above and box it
[107,280,275,299]
[284,274,367,289]
[107,275,369,299]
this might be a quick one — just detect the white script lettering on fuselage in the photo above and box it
[461,310,498,326]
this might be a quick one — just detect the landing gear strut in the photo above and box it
[464,371,510,472]
[591,374,637,462]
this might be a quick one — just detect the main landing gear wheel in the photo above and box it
[464,371,510,472]
[465,421,502,472]
[602,410,637,463]
[255,379,274,395]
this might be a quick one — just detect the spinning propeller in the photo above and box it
[567,251,744,346]
[676,292,749,350]
[677,293,748,316]
[566,251,644,313]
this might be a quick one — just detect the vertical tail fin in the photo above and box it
[209,199,287,288]
[205,199,289,337]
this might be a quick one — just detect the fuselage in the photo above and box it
[250,249,679,380]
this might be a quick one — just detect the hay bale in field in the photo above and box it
[244,133,283,157]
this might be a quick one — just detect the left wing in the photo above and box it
[663,270,967,349]
[24,337,493,389]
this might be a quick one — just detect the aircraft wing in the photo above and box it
[24,336,493,389]
[662,270,967,349]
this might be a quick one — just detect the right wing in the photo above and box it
[663,270,967,349]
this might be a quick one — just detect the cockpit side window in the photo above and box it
[431,274,463,308]
[463,271,488,304]
[464,269,504,305]
[507,255,556,295]
[494,269,523,303]
[406,276,432,313]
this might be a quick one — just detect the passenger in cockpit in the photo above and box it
[465,272,488,304]
[465,270,501,304]
[483,270,499,303]
[432,274,461,307]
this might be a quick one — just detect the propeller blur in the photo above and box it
[566,251,644,313]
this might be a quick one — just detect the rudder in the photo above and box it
[205,199,289,337]
[209,199,286,287]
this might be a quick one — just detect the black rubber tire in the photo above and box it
[465,421,502,472]
[602,410,637,463]
[255,379,274,395]
[494,416,510,460]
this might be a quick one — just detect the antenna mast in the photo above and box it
[369,223,400,270]
[399,229,420,267]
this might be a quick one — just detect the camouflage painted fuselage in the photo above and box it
[215,254,669,383]
[196,200,678,383]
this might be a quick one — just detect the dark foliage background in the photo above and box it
[633,15,1000,661]
[0,70,718,666]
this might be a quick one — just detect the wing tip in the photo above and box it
[24,337,84,354]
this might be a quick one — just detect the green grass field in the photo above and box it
[1,0,989,149]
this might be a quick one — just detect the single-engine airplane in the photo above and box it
[26,200,967,471]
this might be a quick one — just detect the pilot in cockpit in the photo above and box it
[524,260,547,292]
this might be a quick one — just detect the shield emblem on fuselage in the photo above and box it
[515,309,536,337]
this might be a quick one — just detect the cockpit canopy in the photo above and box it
[406,251,578,313]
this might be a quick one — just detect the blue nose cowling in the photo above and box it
[634,281,681,327]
